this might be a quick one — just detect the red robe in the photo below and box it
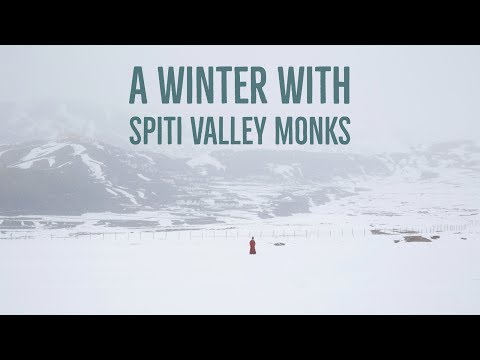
[249,239,256,254]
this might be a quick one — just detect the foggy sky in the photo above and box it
[1,45,479,154]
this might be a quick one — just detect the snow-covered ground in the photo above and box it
[1,149,479,314]
[1,225,479,314]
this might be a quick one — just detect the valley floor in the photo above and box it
[1,226,479,314]
[1,171,480,314]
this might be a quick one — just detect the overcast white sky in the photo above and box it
[1,45,479,154]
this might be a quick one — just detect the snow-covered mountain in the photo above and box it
[0,137,186,215]
[0,137,479,218]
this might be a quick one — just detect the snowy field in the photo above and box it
[1,165,479,314]
[1,224,479,314]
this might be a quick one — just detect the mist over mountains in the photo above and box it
[0,101,127,146]
[1,100,479,218]
[0,134,478,217]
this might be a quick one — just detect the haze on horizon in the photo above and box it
[1,45,479,155]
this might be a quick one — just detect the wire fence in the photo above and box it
[0,219,479,241]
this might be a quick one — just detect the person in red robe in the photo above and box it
[249,236,256,254]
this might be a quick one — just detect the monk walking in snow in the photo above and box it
[249,236,256,254]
